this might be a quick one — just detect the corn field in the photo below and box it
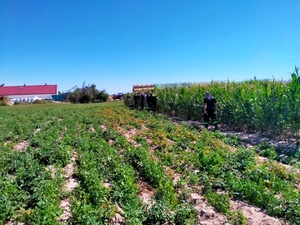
[156,67,300,139]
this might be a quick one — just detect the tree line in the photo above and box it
[67,83,109,103]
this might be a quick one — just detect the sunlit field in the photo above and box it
[0,99,299,224]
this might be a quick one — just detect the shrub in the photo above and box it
[0,101,7,106]
[33,100,50,104]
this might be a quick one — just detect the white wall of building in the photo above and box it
[8,94,53,102]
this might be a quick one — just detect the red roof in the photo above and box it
[0,84,57,96]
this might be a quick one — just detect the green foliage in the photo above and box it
[14,101,30,105]
[214,132,242,147]
[0,101,8,106]
[229,210,247,225]
[0,177,28,223]
[1,100,299,224]
[155,66,300,139]
[144,200,175,225]
[126,147,164,188]
[205,189,230,214]
[68,83,109,103]
[174,202,197,225]
[256,142,278,160]
[33,100,51,104]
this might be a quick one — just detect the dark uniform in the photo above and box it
[204,93,218,130]
[125,93,132,107]
[140,92,146,110]
[146,92,152,110]
[134,92,140,108]
[151,91,157,112]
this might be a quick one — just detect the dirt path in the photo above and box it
[169,117,299,154]
[59,150,78,224]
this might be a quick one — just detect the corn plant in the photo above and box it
[155,67,300,140]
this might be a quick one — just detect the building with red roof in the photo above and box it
[0,84,58,102]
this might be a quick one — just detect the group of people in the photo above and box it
[125,90,218,131]
[124,90,157,112]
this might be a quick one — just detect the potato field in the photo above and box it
[0,85,300,224]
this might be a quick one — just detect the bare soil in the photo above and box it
[170,117,299,154]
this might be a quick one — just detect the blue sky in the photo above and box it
[1,0,299,95]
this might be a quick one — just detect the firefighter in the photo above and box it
[203,91,218,131]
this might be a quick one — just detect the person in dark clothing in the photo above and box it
[134,92,140,108]
[125,93,132,108]
[151,90,157,112]
[140,92,146,110]
[146,91,152,110]
[203,91,218,131]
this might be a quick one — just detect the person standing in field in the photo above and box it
[146,91,152,110]
[203,91,218,131]
[140,92,146,110]
[125,93,132,108]
[134,92,139,108]
[151,90,157,112]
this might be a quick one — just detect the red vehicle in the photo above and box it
[112,93,124,100]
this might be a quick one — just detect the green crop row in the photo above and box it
[100,106,300,224]
[0,102,299,224]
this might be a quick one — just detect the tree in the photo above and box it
[68,83,109,103]
[96,90,109,102]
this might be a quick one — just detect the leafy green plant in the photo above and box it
[1,97,300,224]
[255,142,277,159]
[229,210,247,225]
[205,189,230,214]
[144,200,175,225]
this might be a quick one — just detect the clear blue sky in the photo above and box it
[1,0,299,95]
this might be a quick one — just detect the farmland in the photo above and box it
[0,97,299,224]
[155,70,300,140]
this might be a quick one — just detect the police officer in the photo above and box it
[203,91,218,131]
[151,90,157,112]
[140,92,146,110]
[134,92,140,108]
[146,91,152,110]
[125,93,132,107]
